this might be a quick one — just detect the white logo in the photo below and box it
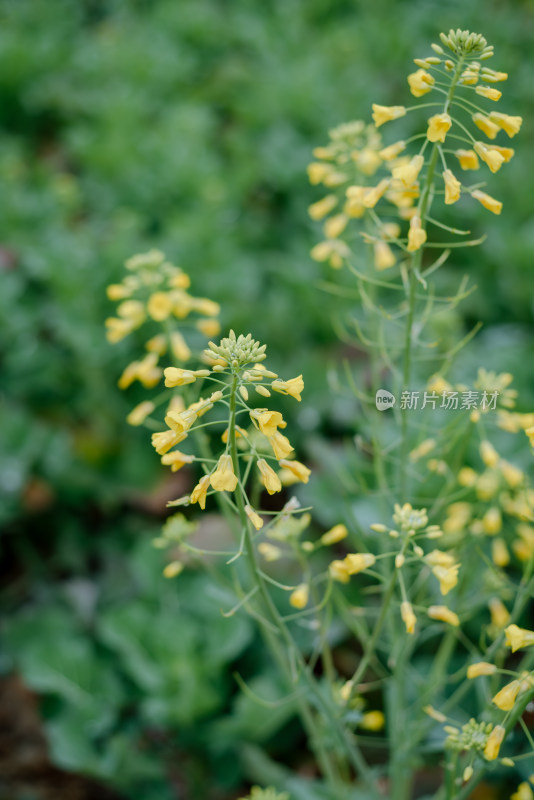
[376,389,396,411]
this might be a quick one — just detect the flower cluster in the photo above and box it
[154,331,309,522]
[105,249,221,425]
[308,30,521,275]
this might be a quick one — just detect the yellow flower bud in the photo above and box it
[163,561,184,579]
[427,605,460,627]
[492,537,509,567]
[290,583,309,609]
[488,597,510,628]
[482,507,502,535]
[243,505,263,530]
[344,553,376,574]
[170,330,192,362]
[360,711,385,731]
[324,213,349,239]
[321,524,348,545]
[401,601,416,634]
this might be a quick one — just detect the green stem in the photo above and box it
[227,373,362,797]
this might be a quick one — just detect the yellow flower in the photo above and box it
[164,367,197,387]
[490,144,514,163]
[373,241,396,271]
[245,504,264,530]
[354,146,382,176]
[427,605,460,627]
[258,542,281,561]
[488,597,510,628]
[257,458,282,494]
[474,141,505,173]
[467,661,497,679]
[482,507,502,535]
[511,784,534,800]
[271,375,304,401]
[443,169,461,204]
[488,112,523,137]
[191,474,211,509]
[210,454,238,492]
[308,194,338,220]
[307,162,333,185]
[360,711,385,731]
[472,113,500,139]
[151,429,186,455]
[310,239,350,268]
[127,400,155,426]
[379,140,406,160]
[426,113,452,143]
[146,334,167,355]
[475,85,501,101]
[117,299,145,323]
[454,149,480,170]
[250,409,287,436]
[471,189,502,215]
[484,725,505,761]
[407,69,435,97]
[492,537,509,566]
[344,553,376,574]
[392,154,424,187]
[106,283,131,301]
[290,583,309,609]
[407,215,427,252]
[480,439,499,467]
[278,459,311,484]
[492,679,522,711]
[363,178,390,208]
[505,624,534,652]
[161,450,195,472]
[372,104,406,127]
[324,213,349,238]
[458,467,478,487]
[329,559,351,583]
[401,601,416,634]
[170,330,192,362]
[268,431,294,459]
[165,407,197,435]
[526,425,534,446]
[431,564,459,595]
[196,318,221,338]
[147,291,173,321]
[320,524,348,545]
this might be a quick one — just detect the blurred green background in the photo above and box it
[1,0,533,798]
